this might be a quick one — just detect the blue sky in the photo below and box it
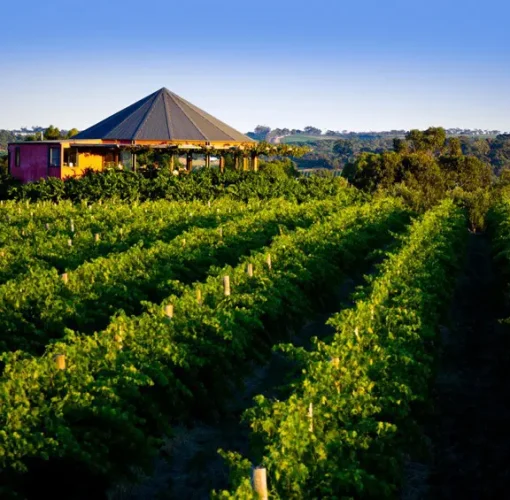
[1,0,510,132]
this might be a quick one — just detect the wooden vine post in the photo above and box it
[308,403,314,432]
[266,253,272,270]
[68,239,73,247]
[247,263,254,277]
[94,233,100,242]
[223,275,231,296]
[165,304,174,319]
[61,273,68,284]
[54,354,66,370]
[252,467,268,500]
[196,288,202,305]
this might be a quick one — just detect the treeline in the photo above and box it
[245,125,510,174]
[341,127,494,230]
[290,131,510,174]
[246,125,502,142]
[0,126,79,149]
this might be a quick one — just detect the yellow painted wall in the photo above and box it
[77,151,103,171]
[61,147,104,178]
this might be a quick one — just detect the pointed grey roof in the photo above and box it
[73,88,253,142]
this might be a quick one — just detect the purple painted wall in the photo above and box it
[8,144,61,183]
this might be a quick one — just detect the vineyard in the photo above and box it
[2,171,510,500]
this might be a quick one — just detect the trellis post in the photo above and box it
[54,354,66,370]
[252,467,268,500]
[223,275,231,296]
[165,304,174,319]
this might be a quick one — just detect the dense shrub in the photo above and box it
[2,165,353,204]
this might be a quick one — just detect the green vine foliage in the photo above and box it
[3,162,347,204]
[217,199,467,499]
[0,198,251,284]
[0,197,408,498]
[0,197,353,354]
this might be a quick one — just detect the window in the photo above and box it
[14,147,20,167]
[49,147,61,168]
[63,148,77,167]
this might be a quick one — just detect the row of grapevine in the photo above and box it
[0,198,409,498]
[0,198,343,354]
[488,197,510,280]
[215,199,467,499]
[0,198,256,283]
[7,166,354,203]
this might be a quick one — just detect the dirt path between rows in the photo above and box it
[426,233,510,499]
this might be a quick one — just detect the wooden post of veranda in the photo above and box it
[252,467,268,500]
[243,156,249,171]
[219,155,225,173]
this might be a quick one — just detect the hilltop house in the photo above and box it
[7,88,256,183]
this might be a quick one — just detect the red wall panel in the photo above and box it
[8,144,61,183]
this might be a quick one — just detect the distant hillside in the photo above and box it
[245,126,510,173]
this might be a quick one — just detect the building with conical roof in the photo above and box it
[74,88,253,143]
[8,88,257,183]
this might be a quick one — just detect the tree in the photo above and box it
[66,128,79,139]
[447,137,462,156]
[44,125,61,140]
[304,126,322,136]
[439,155,492,192]
[342,152,401,191]
[393,138,409,153]
[405,127,446,154]
[332,139,355,163]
